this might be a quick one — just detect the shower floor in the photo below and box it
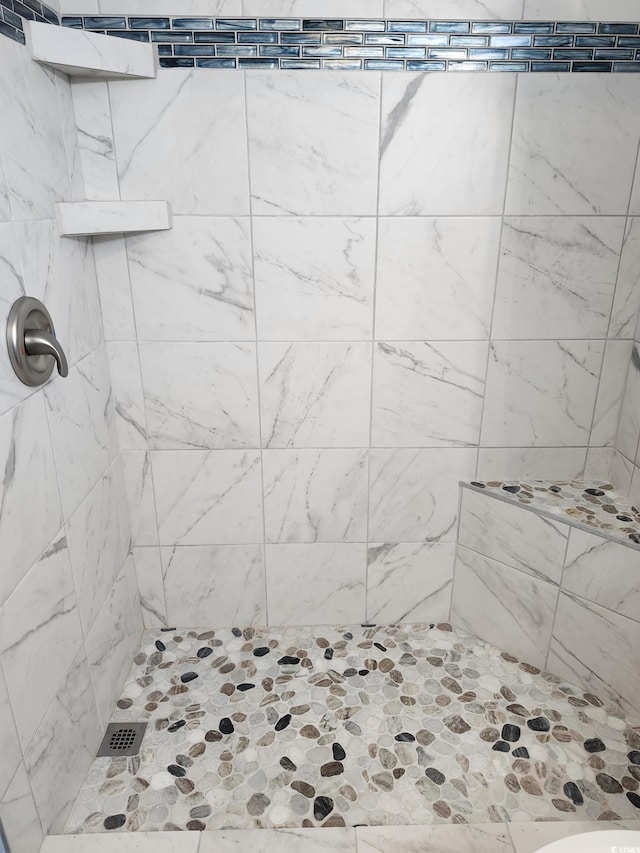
[64,622,640,834]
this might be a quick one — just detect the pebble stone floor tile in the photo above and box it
[64,622,640,835]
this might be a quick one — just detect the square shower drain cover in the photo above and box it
[97,722,147,757]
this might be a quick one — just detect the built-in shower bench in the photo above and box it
[451,479,640,722]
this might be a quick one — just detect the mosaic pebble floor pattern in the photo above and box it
[465,480,640,548]
[65,623,640,835]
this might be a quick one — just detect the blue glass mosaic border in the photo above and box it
[3,6,640,72]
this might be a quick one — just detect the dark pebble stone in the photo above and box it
[278,655,300,666]
[502,724,521,742]
[190,805,211,819]
[180,672,198,683]
[313,796,334,820]
[374,643,387,652]
[321,761,344,777]
[512,747,530,759]
[205,730,222,742]
[470,482,486,488]
[361,623,376,628]
[104,814,126,830]
[617,515,633,522]
[425,767,446,785]
[167,764,186,777]
[324,649,334,660]
[167,720,186,733]
[186,820,206,831]
[219,718,234,735]
[492,741,510,752]
[344,632,353,640]
[275,714,292,731]
[527,717,550,732]
[197,647,213,658]
[333,743,346,761]
[596,773,623,794]
[253,647,270,657]
[629,751,640,765]
[358,669,369,676]
[160,627,176,632]
[549,485,561,493]
[155,640,166,652]
[585,488,605,496]
[280,757,297,771]
[627,792,640,809]
[585,738,606,753]
[395,732,415,742]
[237,683,255,691]
[232,628,242,637]
[343,668,357,677]
[503,485,520,494]
[630,533,640,544]
[564,782,584,805]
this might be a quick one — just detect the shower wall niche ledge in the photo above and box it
[56,201,172,237]
[25,20,157,78]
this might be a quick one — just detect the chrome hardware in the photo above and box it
[6,296,69,387]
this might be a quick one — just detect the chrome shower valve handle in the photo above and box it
[6,296,69,387]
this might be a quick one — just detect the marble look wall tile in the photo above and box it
[85,557,143,726]
[122,451,158,547]
[562,528,640,622]
[548,591,640,719]
[477,447,587,481]
[0,532,83,751]
[0,765,45,853]
[24,651,102,834]
[263,449,368,543]
[584,446,615,482]
[244,0,380,14]
[492,218,624,340]
[70,80,119,200]
[133,547,166,629]
[0,223,30,415]
[253,217,375,341]
[458,489,568,585]
[162,545,266,627]
[0,393,63,607]
[16,220,103,368]
[366,542,454,624]
[0,665,21,802]
[265,544,366,625]
[66,468,124,636]
[480,340,604,448]
[610,218,640,339]
[610,449,635,495]
[111,456,131,562]
[379,74,515,216]
[128,217,255,342]
[107,342,147,451]
[109,72,249,216]
[246,72,379,216]
[357,823,515,853]
[43,832,201,853]
[591,340,634,447]
[54,72,85,203]
[525,0,640,18]
[259,342,371,448]
[508,821,640,853]
[152,450,263,545]
[198,828,357,853]
[92,236,137,342]
[506,76,640,216]
[139,343,260,450]
[451,546,559,669]
[369,448,476,543]
[371,341,487,448]
[45,345,114,519]
[615,343,640,461]
[0,150,10,223]
[0,38,70,219]
[375,218,500,341]
[630,463,640,507]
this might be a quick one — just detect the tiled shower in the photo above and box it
[1,0,640,851]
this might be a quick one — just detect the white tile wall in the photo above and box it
[0,37,142,850]
[94,68,640,631]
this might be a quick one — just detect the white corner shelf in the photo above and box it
[56,201,172,237]
[25,20,157,79]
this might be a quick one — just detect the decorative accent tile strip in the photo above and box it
[0,0,58,44]
[59,17,640,71]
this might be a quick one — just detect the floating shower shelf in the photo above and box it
[25,20,157,79]
[55,201,172,237]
